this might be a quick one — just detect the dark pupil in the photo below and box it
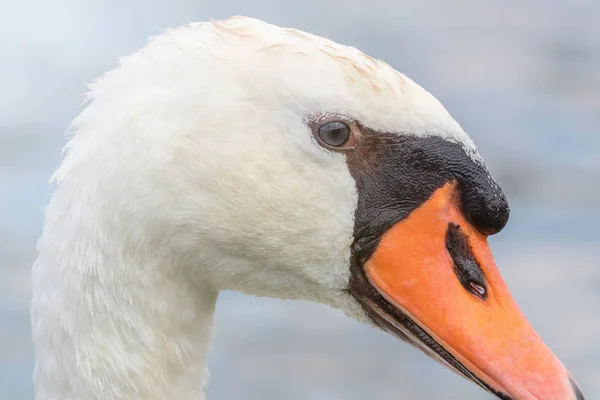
[319,122,349,146]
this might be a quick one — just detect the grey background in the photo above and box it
[1,0,599,399]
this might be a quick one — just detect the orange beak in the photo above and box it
[365,182,583,399]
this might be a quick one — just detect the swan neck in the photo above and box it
[32,209,218,400]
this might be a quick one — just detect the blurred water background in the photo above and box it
[1,0,599,399]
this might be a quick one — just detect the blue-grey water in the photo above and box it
[1,0,599,399]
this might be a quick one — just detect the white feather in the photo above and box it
[32,16,478,400]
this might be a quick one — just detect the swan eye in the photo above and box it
[317,121,352,148]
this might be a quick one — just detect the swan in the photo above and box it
[31,16,585,400]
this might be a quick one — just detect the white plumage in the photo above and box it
[33,16,488,400]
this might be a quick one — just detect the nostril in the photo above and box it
[445,223,488,300]
[570,378,585,400]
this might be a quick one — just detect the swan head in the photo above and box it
[49,16,584,400]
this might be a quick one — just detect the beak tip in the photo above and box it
[570,377,585,400]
